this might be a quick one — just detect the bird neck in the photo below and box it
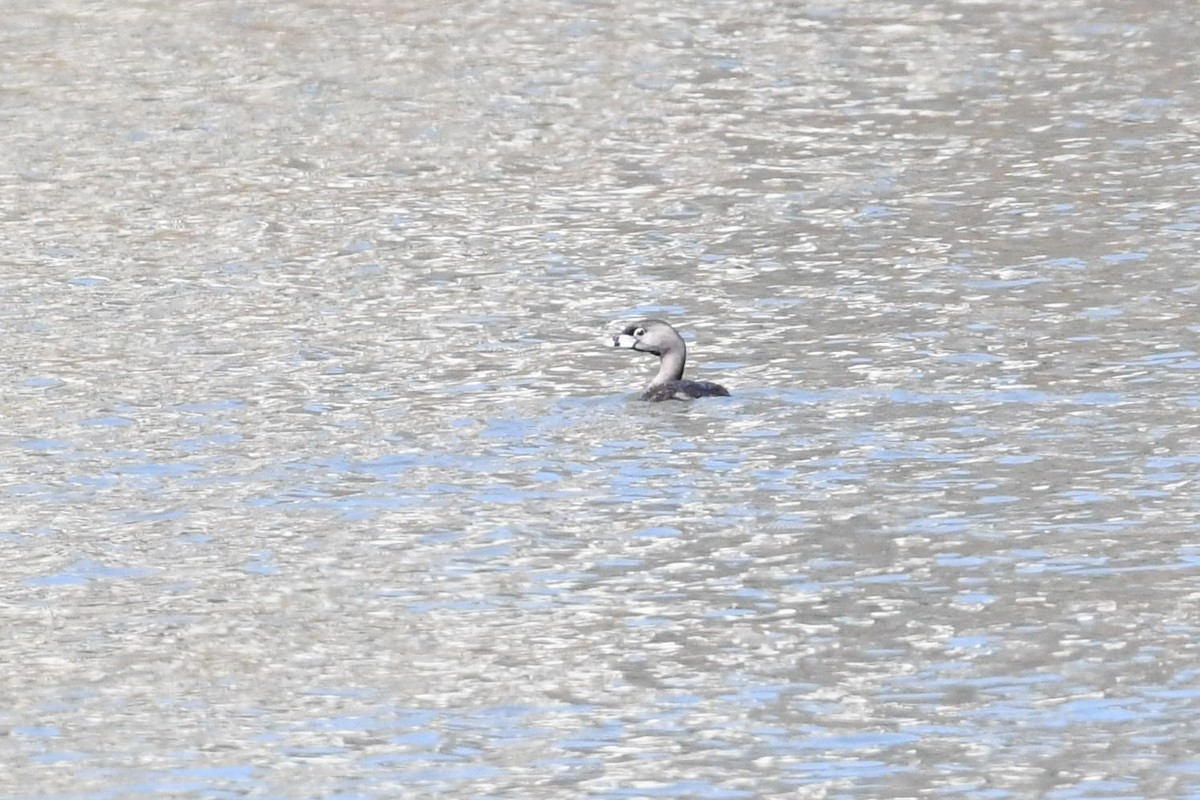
[651,349,686,385]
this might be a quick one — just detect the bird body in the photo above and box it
[608,319,730,401]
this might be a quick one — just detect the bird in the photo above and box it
[608,319,730,401]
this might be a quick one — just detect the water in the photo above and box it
[4,0,1200,797]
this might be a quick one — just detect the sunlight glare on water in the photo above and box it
[3,0,1200,797]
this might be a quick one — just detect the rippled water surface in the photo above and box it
[4,0,1200,797]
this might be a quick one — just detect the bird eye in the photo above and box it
[634,327,645,337]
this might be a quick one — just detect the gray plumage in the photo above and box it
[608,319,730,401]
